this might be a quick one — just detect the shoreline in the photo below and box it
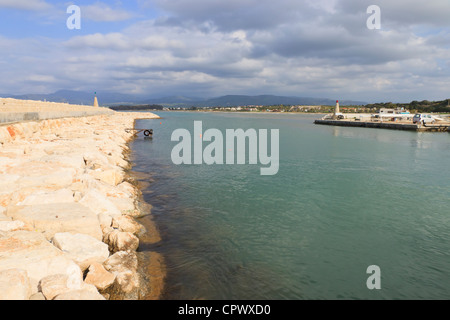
[0,108,164,300]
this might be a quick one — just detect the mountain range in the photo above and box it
[0,90,366,107]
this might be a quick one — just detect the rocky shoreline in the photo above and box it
[0,111,163,300]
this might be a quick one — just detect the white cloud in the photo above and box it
[0,0,51,11]
[1,0,450,102]
[81,2,134,22]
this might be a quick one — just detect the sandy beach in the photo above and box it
[0,100,163,300]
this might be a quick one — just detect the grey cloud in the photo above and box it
[153,0,320,31]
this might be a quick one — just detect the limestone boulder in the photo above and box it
[104,251,138,274]
[98,213,113,231]
[109,197,136,214]
[38,274,77,300]
[111,215,143,235]
[7,161,76,189]
[0,174,20,192]
[90,167,125,186]
[0,128,12,144]
[0,220,25,232]
[83,151,110,170]
[79,189,122,218]
[0,269,32,300]
[17,188,74,206]
[39,154,86,170]
[84,262,116,291]
[51,233,110,271]
[6,203,102,241]
[0,231,82,292]
[103,229,139,253]
[39,274,102,300]
[116,182,137,198]
[87,179,132,200]
[103,251,140,295]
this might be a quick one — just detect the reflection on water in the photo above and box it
[130,112,450,300]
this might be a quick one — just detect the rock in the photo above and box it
[0,231,82,293]
[5,203,102,241]
[91,167,125,186]
[17,189,74,206]
[103,229,139,253]
[0,269,32,300]
[0,128,12,144]
[0,211,10,221]
[40,154,85,170]
[84,262,116,291]
[38,274,74,300]
[98,213,113,231]
[53,289,106,300]
[0,174,20,191]
[108,154,129,169]
[112,270,140,295]
[8,161,76,189]
[103,251,138,274]
[0,220,25,232]
[73,191,83,202]
[83,152,110,170]
[109,197,136,214]
[5,186,59,207]
[29,292,46,300]
[103,251,140,296]
[111,215,143,235]
[79,189,121,218]
[87,179,132,200]
[51,233,110,271]
[116,182,137,198]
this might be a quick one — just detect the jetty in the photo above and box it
[0,97,164,300]
[0,98,113,124]
[314,119,450,132]
[315,100,450,132]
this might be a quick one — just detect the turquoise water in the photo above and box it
[130,111,450,300]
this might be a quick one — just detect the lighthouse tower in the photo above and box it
[94,92,99,107]
[333,100,340,119]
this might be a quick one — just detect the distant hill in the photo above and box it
[0,90,366,107]
[365,99,450,113]
[142,95,366,107]
[0,90,143,106]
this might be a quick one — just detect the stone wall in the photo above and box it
[0,111,165,300]
[0,98,114,124]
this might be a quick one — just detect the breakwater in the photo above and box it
[314,119,450,132]
[0,102,163,300]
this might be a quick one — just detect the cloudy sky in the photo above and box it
[0,0,449,102]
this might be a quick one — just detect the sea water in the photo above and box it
[130,111,450,300]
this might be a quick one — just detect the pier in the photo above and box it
[314,119,450,132]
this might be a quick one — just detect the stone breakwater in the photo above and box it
[0,97,115,124]
[0,111,162,300]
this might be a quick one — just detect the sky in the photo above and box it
[0,0,449,103]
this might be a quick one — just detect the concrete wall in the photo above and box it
[0,98,114,125]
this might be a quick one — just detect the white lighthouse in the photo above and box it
[333,100,340,119]
[94,92,99,107]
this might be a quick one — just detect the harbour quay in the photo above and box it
[314,100,450,132]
